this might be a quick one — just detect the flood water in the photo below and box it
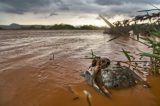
[0,30,159,106]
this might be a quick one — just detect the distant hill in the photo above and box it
[0,23,105,30]
[0,23,21,29]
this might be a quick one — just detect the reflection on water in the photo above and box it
[0,30,159,106]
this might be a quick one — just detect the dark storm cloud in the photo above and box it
[96,0,160,17]
[0,0,68,14]
[94,0,160,5]
[0,0,48,14]
[101,3,147,17]
[49,12,58,16]
[0,0,160,17]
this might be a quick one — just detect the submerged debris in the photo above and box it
[81,57,149,97]
[101,64,136,88]
[83,90,92,106]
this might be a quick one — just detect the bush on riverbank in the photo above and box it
[0,24,105,30]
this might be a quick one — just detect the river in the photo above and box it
[0,30,159,106]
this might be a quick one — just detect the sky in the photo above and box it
[0,0,160,26]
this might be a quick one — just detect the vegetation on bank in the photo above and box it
[120,30,160,74]
[0,24,105,30]
[101,9,160,36]
[141,30,160,74]
[100,9,160,74]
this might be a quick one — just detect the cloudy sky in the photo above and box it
[0,0,160,26]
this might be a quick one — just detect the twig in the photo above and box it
[149,4,160,10]
[80,57,94,59]
[68,86,80,100]
[81,58,150,63]
[83,90,92,106]
[120,61,150,87]
[91,49,98,58]
[112,60,150,63]
[120,61,145,74]
[50,52,54,60]
[107,36,120,42]
[129,37,150,47]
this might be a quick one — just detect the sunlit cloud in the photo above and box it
[0,0,159,26]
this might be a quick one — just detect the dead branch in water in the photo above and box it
[83,90,92,106]
[67,86,80,100]
[50,52,54,60]
[91,57,112,97]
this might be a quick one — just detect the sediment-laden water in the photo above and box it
[0,30,159,106]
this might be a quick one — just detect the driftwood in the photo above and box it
[90,57,112,97]
[68,86,80,100]
[82,49,151,98]
[83,90,92,106]
[88,56,150,94]
[68,86,93,106]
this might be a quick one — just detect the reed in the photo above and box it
[139,30,160,74]
[123,30,160,74]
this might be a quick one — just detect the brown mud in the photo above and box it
[0,30,159,106]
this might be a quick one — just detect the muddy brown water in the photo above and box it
[0,30,159,106]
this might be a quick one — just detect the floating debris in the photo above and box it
[83,90,92,106]
[68,86,80,100]
[81,56,150,97]
[50,52,54,60]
